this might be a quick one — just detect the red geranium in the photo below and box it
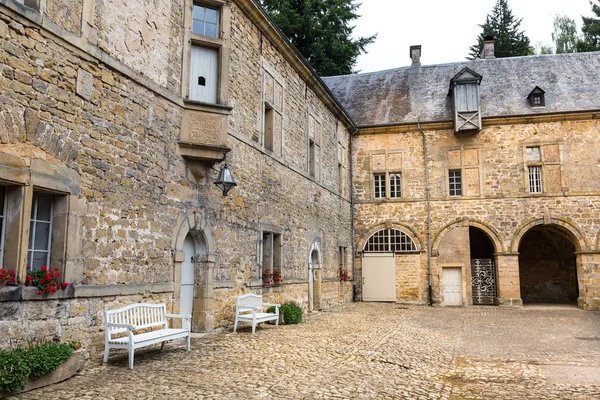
[26,266,68,295]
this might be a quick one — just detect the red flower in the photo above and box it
[26,275,33,281]
[0,270,5,279]
[36,290,42,295]
[26,266,31,271]
[7,276,14,282]
[41,265,47,272]
[45,273,52,281]
[62,282,69,289]
[54,271,60,278]
[39,278,45,284]
[8,270,15,276]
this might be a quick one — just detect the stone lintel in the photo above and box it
[30,159,80,195]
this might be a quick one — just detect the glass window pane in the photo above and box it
[31,251,48,270]
[35,196,53,221]
[192,20,204,35]
[205,7,217,23]
[34,222,51,250]
[205,23,217,38]
[192,5,204,21]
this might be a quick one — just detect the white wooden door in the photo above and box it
[362,253,396,302]
[189,45,218,103]
[180,235,195,317]
[443,267,463,306]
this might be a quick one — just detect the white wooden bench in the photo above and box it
[233,294,280,334]
[104,303,191,369]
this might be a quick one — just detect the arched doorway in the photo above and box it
[308,242,321,312]
[469,227,497,305]
[518,225,578,304]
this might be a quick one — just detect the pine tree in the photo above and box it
[468,0,531,59]
[260,0,376,76]
[577,0,600,52]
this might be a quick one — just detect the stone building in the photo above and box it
[324,44,600,310]
[0,0,354,355]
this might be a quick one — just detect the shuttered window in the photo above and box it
[188,45,218,103]
[455,83,478,112]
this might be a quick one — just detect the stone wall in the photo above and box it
[0,0,353,358]
[353,120,600,309]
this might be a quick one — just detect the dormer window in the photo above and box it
[449,68,483,135]
[527,86,545,107]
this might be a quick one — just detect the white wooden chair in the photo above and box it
[104,303,191,369]
[233,294,280,334]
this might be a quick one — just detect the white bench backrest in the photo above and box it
[236,294,262,313]
[105,303,167,335]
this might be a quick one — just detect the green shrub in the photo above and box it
[280,303,303,324]
[0,341,73,393]
[266,306,277,314]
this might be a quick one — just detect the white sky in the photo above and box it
[352,0,594,73]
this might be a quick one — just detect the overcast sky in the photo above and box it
[352,0,594,73]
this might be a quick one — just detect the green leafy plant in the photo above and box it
[280,303,303,324]
[0,340,74,393]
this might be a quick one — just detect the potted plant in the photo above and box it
[273,267,283,284]
[262,268,273,286]
[0,268,16,287]
[26,266,68,295]
[340,270,351,281]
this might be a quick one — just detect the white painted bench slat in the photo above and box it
[233,294,280,334]
[104,303,191,369]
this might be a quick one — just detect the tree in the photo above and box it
[553,15,578,53]
[468,0,531,59]
[259,0,376,76]
[577,0,600,51]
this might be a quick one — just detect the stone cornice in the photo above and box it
[234,0,356,131]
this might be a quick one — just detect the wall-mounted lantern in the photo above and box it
[214,164,237,196]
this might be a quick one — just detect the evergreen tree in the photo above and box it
[468,0,531,59]
[553,15,579,54]
[260,0,376,76]
[577,0,600,51]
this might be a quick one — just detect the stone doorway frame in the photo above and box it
[172,211,216,332]
[308,242,322,312]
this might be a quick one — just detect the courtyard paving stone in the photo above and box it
[10,303,600,399]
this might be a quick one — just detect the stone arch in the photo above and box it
[510,217,588,253]
[171,210,217,332]
[432,219,504,255]
[357,223,423,253]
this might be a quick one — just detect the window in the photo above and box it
[528,166,543,194]
[192,5,219,37]
[364,229,417,253]
[28,193,54,270]
[338,162,344,194]
[309,140,316,177]
[449,170,462,196]
[532,94,543,106]
[264,103,274,151]
[527,87,546,107]
[261,232,282,281]
[526,146,541,162]
[307,114,321,179]
[389,173,402,198]
[0,188,5,269]
[373,174,386,199]
[450,68,482,133]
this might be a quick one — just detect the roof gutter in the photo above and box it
[418,122,433,306]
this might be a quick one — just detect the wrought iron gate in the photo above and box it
[471,258,496,305]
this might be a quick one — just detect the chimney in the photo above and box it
[482,35,495,59]
[410,45,421,66]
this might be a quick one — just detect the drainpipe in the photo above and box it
[350,128,358,302]
[419,122,434,306]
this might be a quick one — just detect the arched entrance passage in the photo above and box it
[469,227,497,305]
[518,225,578,304]
[308,242,322,312]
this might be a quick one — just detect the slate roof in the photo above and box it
[322,52,600,127]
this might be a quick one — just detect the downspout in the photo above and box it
[418,122,434,306]
[350,128,358,302]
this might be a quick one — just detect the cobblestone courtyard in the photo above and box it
[13,303,600,400]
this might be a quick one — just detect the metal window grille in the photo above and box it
[528,166,543,193]
[373,174,386,199]
[364,229,416,253]
[192,5,219,37]
[389,173,402,198]
[526,147,541,161]
[0,187,5,270]
[28,193,54,270]
[449,170,462,196]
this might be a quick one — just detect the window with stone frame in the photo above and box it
[446,148,481,198]
[260,65,284,155]
[337,139,348,196]
[449,170,462,197]
[307,114,321,180]
[28,192,54,270]
[370,151,404,200]
[261,232,282,283]
[185,1,227,104]
[338,246,348,279]
[524,145,562,194]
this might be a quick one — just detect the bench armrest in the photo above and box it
[166,313,191,320]
[107,322,135,330]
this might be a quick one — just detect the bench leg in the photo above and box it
[252,321,256,334]
[161,341,166,351]
[186,335,190,351]
[103,346,110,363]
[128,348,134,370]
[233,317,238,333]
